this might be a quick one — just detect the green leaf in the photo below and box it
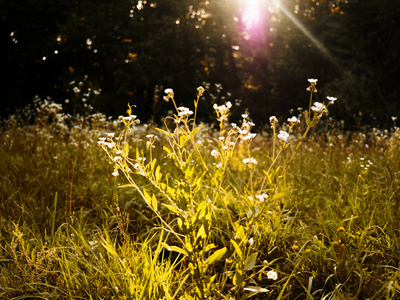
[124,142,129,157]
[271,192,285,201]
[179,135,190,148]
[142,188,152,206]
[235,225,245,241]
[156,128,172,138]
[162,204,181,215]
[230,240,243,260]
[205,247,227,265]
[204,243,217,253]
[244,286,269,293]
[245,252,258,271]
[117,184,134,189]
[185,239,193,254]
[151,158,157,172]
[233,270,243,287]
[151,194,158,212]
[196,224,207,240]
[161,243,188,256]
[155,165,162,182]
[184,292,195,300]
[190,125,202,138]
[177,217,183,230]
[195,201,208,221]
[163,146,172,155]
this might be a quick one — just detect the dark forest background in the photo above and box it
[1,0,399,128]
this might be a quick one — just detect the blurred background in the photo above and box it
[1,0,399,128]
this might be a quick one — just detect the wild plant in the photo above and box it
[99,79,337,299]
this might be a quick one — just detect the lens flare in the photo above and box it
[240,0,267,32]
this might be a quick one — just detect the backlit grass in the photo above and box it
[1,81,400,299]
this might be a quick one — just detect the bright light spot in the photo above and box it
[54,50,58,54]
[86,38,92,46]
[232,45,240,50]
[137,1,143,10]
[56,35,62,42]
[175,19,180,24]
[42,56,47,61]
[10,31,15,37]
[240,0,268,33]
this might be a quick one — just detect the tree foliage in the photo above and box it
[1,0,399,126]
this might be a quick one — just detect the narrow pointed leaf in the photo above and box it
[205,247,227,265]
[244,286,269,293]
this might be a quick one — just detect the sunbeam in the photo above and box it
[279,3,343,70]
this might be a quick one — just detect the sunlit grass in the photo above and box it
[1,81,400,299]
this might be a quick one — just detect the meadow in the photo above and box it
[1,80,400,299]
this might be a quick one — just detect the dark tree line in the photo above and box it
[1,0,399,127]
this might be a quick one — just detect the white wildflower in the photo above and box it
[311,102,326,113]
[177,106,193,117]
[287,116,299,124]
[308,78,318,84]
[241,132,257,141]
[197,86,205,95]
[255,193,268,202]
[113,156,122,163]
[107,142,116,149]
[277,130,289,143]
[267,270,278,280]
[243,157,257,165]
[248,238,254,246]
[73,87,81,93]
[327,96,337,104]
[112,169,119,176]
[211,149,220,157]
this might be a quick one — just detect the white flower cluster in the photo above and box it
[255,193,268,202]
[267,270,278,280]
[242,157,257,167]
[164,88,174,102]
[311,102,326,113]
[177,106,193,118]
[287,116,300,125]
[238,115,256,141]
[213,101,232,123]
[277,130,289,143]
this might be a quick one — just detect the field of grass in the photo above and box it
[1,83,400,299]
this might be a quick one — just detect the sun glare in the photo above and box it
[240,0,279,33]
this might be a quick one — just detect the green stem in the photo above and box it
[283,125,312,173]
[192,94,200,131]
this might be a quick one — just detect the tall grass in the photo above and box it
[1,80,400,299]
